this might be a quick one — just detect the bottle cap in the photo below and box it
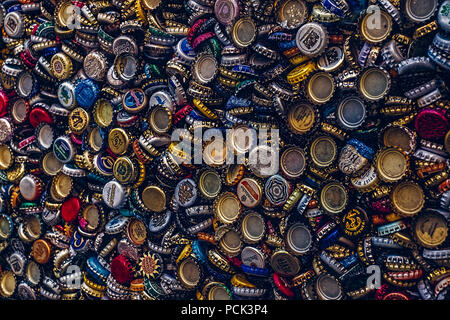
[306,72,335,104]
[108,128,130,156]
[391,181,425,217]
[241,211,265,244]
[214,192,242,224]
[320,181,348,215]
[142,186,166,213]
[198,169,222,200]
[232,17,257,48]
[103,180,127,209]
[280,146,306,180]
[265,174,291,207]
[270,250,300,277]
[360,9,392,43]
[276,0,308,29]
[315,273,343,300]
[336,96,366,130]
[413,210,448,248]
[405,0,438,23]
[237,177,263,208]
[215,0,240,25]
[375,147,409,183]
[310,135,337,168]
[53,136,75,163]
[358,67,391,101]
[296,22,328,57]
[285,223,312,255]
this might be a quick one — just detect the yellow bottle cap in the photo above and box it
[0,144,13,170]
[214,192,242,225]
[142,186,166,213]
[113,156,137,184]
[50,52,73,80]
[414,211,448,248]
[288,103,317,135]
[375,147,409,183]
[108,128,130,155]
[391,181,424,217]
[68,107,90,134]
[93,99,114,128]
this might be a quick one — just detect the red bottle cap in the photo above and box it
[61,197,81,223]
[415,108,448,139]
[111,254,134,285]
[0,91,9,117]
[273,273,295,298]
[29,107,53,128]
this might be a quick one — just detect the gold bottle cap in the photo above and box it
[26,260,41,286]
[108,128,130,155]
[68,107,90,134]
[360,9,393,43]
[142,0,162,10]
[53,173,73,199]
[358,67,391,101]
[414,211,448,248]
[306,72,335,105]
[81,204,101,233]
[280,146,306,179]
[310,135,337,168]
[391,181,424,217]
[375,147,409,183]
[270,250,301,277]
[0,271,16,298]
[203,139,227,167]
[232,17,257,48]
[198,169,222,199]
[177,257,201,290]
[55,1,76,28]
[219,228,242,257]
[31,239,52,264]
[127,217,147,246]
[276,0,308,29]
[142,186,166,213]
[87,127,104,153]
[0,144,13,170]
[50,52,73,80]
[113,156,137,184]
[214,192,242,224]
[149,105,172,134]
[7,163,25,183]
[320,181,348,215]
[207,283,231,300]
[241,211,265,244]
[224,164,244,186]
[288,103,317,135]
[236,177,262,208]
[93,99,114,128]
[381,124,417,154]
[41,151,64,176]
